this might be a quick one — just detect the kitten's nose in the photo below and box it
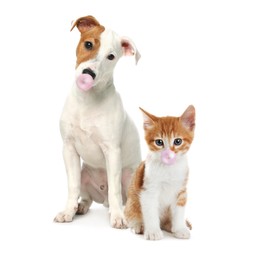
[161,149,176,165]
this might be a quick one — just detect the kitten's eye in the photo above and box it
[84,41,93,50]
[107,54,115,60]
[174,138,182,146]
[155,139,164,147]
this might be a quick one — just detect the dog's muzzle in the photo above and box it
[76,68,96,91]
[82,68,96,79]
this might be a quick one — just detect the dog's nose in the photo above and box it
[82,68,96,80]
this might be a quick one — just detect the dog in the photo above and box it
[54,15,141,228]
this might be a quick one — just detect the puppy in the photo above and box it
[54,15,141,228]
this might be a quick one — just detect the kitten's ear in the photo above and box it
[181,105,195,131]
[139,107,157,130]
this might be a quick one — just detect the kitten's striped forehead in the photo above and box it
[158,117,179,136]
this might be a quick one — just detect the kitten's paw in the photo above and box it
[132,223,144,234]
[144,229,163,240]
[173,227,190,239]
[110,210,128,229]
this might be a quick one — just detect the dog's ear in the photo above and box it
[121,37,141,64]
[70,15,102,33]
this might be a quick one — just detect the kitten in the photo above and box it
[124,105,195,240]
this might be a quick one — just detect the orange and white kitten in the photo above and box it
[124,105,195,240]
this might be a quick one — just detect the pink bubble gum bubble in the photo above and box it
[76,74,94,91]
[161,149,176,165]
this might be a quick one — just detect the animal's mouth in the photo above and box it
[76,68,96,91]
[82,68,96,79]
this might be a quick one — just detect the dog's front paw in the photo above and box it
[173,227,190,239]
[110,211,127,229]
[54,210,75,223]
[144,229,163,240]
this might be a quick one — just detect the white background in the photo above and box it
[0,0,257,259]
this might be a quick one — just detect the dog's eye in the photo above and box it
[84,41,93,50]
[107,54,115,60]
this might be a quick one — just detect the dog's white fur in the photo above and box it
[54,23,141,228]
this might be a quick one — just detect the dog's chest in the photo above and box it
[79,113,105,138]
[60,87,128,168]
[74,116,108,165]
[61,109,109,167]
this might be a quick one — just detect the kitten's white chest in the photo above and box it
[142,157,188,207]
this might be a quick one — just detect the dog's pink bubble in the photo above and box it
[161,149,176,165]
[76,74,94,91]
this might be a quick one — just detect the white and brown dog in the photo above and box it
[54,15,141,228]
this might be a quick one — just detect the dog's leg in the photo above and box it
[54,142,81,222]
[104,147,127,229]
[77,165,93,214]
[121,167,133,204]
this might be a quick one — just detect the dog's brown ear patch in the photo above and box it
[71,15,105,68]
[71,15,101,33]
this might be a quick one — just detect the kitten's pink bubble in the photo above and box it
[76,74,94,91]
[161,149,176,165]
